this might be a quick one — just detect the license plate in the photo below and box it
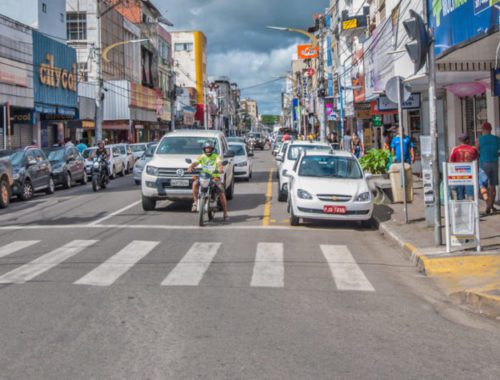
[170,179,189,187]
[323,205,346,214]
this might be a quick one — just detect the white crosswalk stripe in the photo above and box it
[74,241,159,286]
[320,245,375,292]
[161,242,221,286]
[251,243,284,288]
[0,241,40,259]
[0,240,98,284]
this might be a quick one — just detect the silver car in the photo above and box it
[133,143,157,185]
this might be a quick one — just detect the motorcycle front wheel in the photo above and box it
[198,197,207,227]
[92,174,98,192]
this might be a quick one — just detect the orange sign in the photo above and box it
[297,45,319,60]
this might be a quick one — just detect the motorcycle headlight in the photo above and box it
[356,191,371,202]
[297,189,313,200]
[146,166,159,176]
[199,178,211,188]
[93,162,100,169]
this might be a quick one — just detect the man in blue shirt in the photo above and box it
[76,139,88,154]
[477,122,499,213]
[391,132,415,164]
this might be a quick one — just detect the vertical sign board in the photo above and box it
[443,162,481,253]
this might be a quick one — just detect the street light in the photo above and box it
[266,26,318,48]
[102,39,148,63]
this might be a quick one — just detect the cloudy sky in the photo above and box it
[154,0,328,114]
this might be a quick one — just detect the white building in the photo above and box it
[0,0,66,43]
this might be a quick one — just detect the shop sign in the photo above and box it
[491,68,500,97]
[10,109,34,124]
[447,163,474,186]
[130,83,164,112]
[34,103,57,114]
[341,15,367,31]
[183,111,195,126]
[38,54,77,92]
[377,94,421,111]
[355,108,371,119]
[0,58,29,88]
[297,45,319,60]
[429,0,499,57]
[372,115,383,126]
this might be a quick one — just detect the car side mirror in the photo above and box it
[276,156,284,162]
[226,150,235,158]
[365,173,373,180]
[221,160,229,166]
[185,158,192,164]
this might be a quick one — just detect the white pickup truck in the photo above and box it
[141,130,235,211]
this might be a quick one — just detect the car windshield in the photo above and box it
[298,155,363,179]
[228,144,246,156]
[156,137,220,155]
[47,149,65,161]
[7,151,25,166]
[287,145,331,161]
[144,144,157,157]
[130,144,147,152]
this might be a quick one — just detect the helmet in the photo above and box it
[97,140,104,148]
[203,141,214,153]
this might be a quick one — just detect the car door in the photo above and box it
[113,147,122,171]
[221,137,234,185]
[24,150,40,188]
[74,148,85,179]
[34,149,49,188]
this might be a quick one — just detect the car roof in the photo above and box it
[303,150,354,158]
[166,130,225,138]
[289,141,331,147]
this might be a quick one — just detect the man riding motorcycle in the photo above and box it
[91,140,110,177]
[187,141,229,220]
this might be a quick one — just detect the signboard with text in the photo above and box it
[447,162,474,186]
[377,94,421,111]
[297,45,319,60]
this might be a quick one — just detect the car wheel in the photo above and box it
[142,195,156,211]
[0,178,10,208]
[63,172,72,189]
[134,179,141,185]
[20,180,33,201]
[46,176,55,195]
[80,172,88,185]
[120,164,126,177]
[110,166,116,180]
[277,182,287,202]
[290,204,299,226]
[225,176,235,200]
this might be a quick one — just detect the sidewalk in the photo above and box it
[372,177,500,319]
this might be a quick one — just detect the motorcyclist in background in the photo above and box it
[92,140,110,177]
[187,141,229,220]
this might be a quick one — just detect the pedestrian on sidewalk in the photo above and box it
[351,134,364,158]
[342,130,352,152]
[76,139,88,154]
[477,122,499,213]
[450,133,478,200]
[390,131,415,164]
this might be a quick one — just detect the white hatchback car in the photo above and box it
[228,142,253,181]
[276,141,332,202]
[286,151,373,226]
[108,144,135,174]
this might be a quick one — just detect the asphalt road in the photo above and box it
[0,150,499,379]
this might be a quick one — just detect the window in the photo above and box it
[60,13,64,23]
[42,3,47,13]
[174,43,193,52]
[77,62,88,82]
[67,12,87,41]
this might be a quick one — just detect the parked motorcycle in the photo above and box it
[186,158,228,227]
[91,156,109,192]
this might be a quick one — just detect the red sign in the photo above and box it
[297,44,319,60]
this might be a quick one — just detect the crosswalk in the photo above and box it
[0,240,376,291]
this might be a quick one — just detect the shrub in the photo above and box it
[359,149,391,174]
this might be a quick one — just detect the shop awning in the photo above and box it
[102,122,129,130]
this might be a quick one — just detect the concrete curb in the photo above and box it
[373,214,500,319]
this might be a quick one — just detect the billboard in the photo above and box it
[297,45,319,60]
[429,0,499,57]
[351,45,365,103]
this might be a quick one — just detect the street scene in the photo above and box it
[0,0,500,379]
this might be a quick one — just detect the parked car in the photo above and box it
[133,143,158,185]
[228,142,253,181]
[108,144,135,174]
[45,146,87,188]
[275,140,291,178]
[286,150,373,226]
[276,141,332,202]
[141,130,235,211]
[83,147,124,180]
[0,157,13,208]
[0,148,54,201]
[129,143,148,161]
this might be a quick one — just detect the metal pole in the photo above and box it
[443,162,450,253]
[203,83,208,130]
[473,160,481,252]
[95,0,103,142]
[397,77,409,223]
[429,32,442,245]
[339,84,344,149]
[6,102,11,149]
[2,104,6,149]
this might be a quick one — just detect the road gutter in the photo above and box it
[262,169,274,227]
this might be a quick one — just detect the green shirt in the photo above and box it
[197,153,222,178]
[478,134,500,163]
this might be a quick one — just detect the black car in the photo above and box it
[0,148,55,201]
[45,146,87,188]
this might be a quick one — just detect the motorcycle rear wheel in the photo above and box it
[198,197,207,227]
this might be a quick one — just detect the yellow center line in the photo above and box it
[262,169,274,226]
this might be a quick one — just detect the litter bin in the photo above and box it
[388,163,413,203]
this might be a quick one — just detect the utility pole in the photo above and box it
[203,82,208,130]
[95,0,103,143]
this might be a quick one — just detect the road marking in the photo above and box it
[74,240,159,286]
[320,245,375,292]
[161,242,221,286]
[0,240,98,284]
[87,200,141,226]
[0,241,40,259]
[251,243,284,288]
[262,169,274,226]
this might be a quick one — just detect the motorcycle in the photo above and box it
[186,158,228,227]
[91,156,109,192]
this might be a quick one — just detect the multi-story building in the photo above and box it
[172,31,207,126]
[241,98,259,131]
[0,0,67,44]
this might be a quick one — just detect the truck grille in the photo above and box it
[157,168,199,178]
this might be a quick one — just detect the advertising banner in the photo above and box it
[297,45,319,60]
[130,83,163,113]
[447,162,474,186]
[352,45,365,103]
[429,0,499,57]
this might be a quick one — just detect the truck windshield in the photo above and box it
[157,137,220,155]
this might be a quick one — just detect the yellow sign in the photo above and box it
[39,54,77,92]
[342,19,358,30]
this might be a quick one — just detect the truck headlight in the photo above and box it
[236,161,247,167]
[356,192,371,202]
[146,166,159,176]
[297,189,313,200]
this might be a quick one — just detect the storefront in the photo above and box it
[32,31,78,148]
